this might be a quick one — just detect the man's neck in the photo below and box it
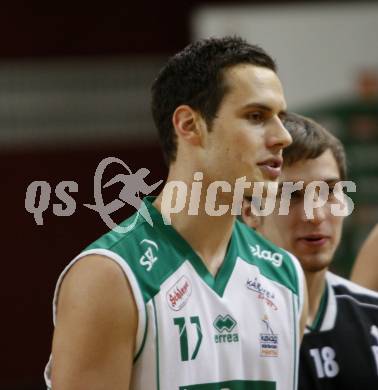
[305,268,328,327]
[154,180,236,277]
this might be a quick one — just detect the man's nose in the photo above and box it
[266,116,292,150]
[301,203,328,224]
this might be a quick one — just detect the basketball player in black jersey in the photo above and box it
[242,112,378,389]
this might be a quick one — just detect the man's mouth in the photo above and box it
[297,234,330,246]
[257,157,283,179]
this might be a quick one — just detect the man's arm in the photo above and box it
[351,224,378,291]
[51,255,137,390]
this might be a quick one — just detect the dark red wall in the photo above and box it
[0,0,329,58]
[1,144,166,388]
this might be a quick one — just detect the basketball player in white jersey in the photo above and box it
[46,37,307,390]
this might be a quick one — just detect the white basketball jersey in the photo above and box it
[45,197,304,390]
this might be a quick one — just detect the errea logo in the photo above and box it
[213,314,236,333]
[213,314,239,344]
[249,244,283,267]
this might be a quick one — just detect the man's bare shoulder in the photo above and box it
[61,254,127,291]
[52,255,137,389]
[56,254,137,325]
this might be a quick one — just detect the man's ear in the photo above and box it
[172,105,206,147]
[241,198,262,230]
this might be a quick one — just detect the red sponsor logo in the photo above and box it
[167,276,192,311]
[246,278,278,311]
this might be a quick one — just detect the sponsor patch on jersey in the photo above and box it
[246,277,278,311]
[260,315,279,357]
[213,314,239,344]
[167,275,192,311]
[139,239,159,271]
[249,244,283,267]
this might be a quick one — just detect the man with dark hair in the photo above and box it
[151,36,277,164]
[242,112,378,389]
[46,37,307,389]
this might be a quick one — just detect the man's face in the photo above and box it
[201,64,291,193]
[254,149,345,273]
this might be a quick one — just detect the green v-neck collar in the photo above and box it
[143,196,238,297]
[307,282,329,332]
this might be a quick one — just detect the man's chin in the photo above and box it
[299,254,332,273]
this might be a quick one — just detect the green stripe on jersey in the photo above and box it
[232,221,299,295]
[84,196,299,302]
[179,380,275,389]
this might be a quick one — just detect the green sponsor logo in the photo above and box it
[213,314,239,344]
[213,314,237,333]
[180,379,276,389]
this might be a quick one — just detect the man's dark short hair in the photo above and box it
[151,36,277,165]
[281,112,347,181]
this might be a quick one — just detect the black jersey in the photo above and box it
[299,272,378,390]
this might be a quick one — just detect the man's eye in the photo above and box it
[247,112,264,123]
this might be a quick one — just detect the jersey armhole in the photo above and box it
[51,248,147,359]
[286,251,305,316]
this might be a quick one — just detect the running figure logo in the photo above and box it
[85,157,163,232]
